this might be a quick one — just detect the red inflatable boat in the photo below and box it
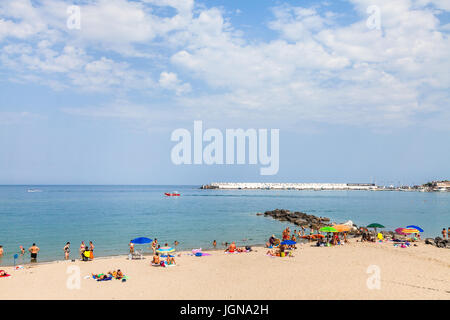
[164,192,180,197]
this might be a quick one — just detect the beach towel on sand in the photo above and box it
[96,276,112,281]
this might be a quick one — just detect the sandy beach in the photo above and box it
[1,239,449,300]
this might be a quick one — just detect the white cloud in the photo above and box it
[0,0,449,130]
[159,71,191,95]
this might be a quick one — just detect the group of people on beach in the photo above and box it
[1,226,448,265]
[0,244,39,262]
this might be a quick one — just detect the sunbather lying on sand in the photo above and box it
[92,273,110,280]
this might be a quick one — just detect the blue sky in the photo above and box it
[0,0,449,185]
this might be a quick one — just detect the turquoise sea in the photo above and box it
[1,185,449,266]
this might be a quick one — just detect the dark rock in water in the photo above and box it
[256,208,339,231]
[256,212,263,216]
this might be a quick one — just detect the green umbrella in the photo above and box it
[367,223,385,228]
[320,226,338,233]
[367,223,385,234]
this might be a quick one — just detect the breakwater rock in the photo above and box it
[258,209,364,235]
[260,209,333,229]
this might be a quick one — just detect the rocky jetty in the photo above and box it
[259,209,333,229]
[258,209,364,235]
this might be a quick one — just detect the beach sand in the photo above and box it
[1,240,449,300]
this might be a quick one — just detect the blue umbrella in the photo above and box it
[131,237,152,244]
[406,225,424,232]
[280,240,296,245]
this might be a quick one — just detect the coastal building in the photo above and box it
[202,183,377,190]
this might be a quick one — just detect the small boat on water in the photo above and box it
[164,192,180,197]
[27,189,42,193]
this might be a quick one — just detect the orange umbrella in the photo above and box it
[333,224,351,232]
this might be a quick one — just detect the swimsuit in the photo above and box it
[31,253,37,259]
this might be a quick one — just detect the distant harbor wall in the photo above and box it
[201,182,377,190]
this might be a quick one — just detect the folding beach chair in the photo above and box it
[131,249,144,260]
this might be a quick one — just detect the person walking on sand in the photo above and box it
[64,242,70,260]
[442,228,447,239]
[29,243,40,262]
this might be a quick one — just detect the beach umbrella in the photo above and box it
[406,225,424,232]
[280,240,296,245]
[333,224,351,232]
[367,223,385,233]
[131,237,152,244]
[395,228,407,235]
[402,228,420,234]
[320,226,338,233]
[156,246,175,254]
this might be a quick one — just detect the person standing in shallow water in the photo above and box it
[89,241,94,260]
[80,241,85,259]
[29,243,40,262]
[213,240,217,248]
[442,228,447,239]
[64,242,70,260]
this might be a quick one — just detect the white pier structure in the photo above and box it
[206,182,377,190]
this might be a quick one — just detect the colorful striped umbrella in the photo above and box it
[395,228,407,235]
[156,246,175,254]
[402,228,420,234]
[406,225,424,232]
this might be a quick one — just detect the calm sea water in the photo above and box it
[1,185,449,266]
